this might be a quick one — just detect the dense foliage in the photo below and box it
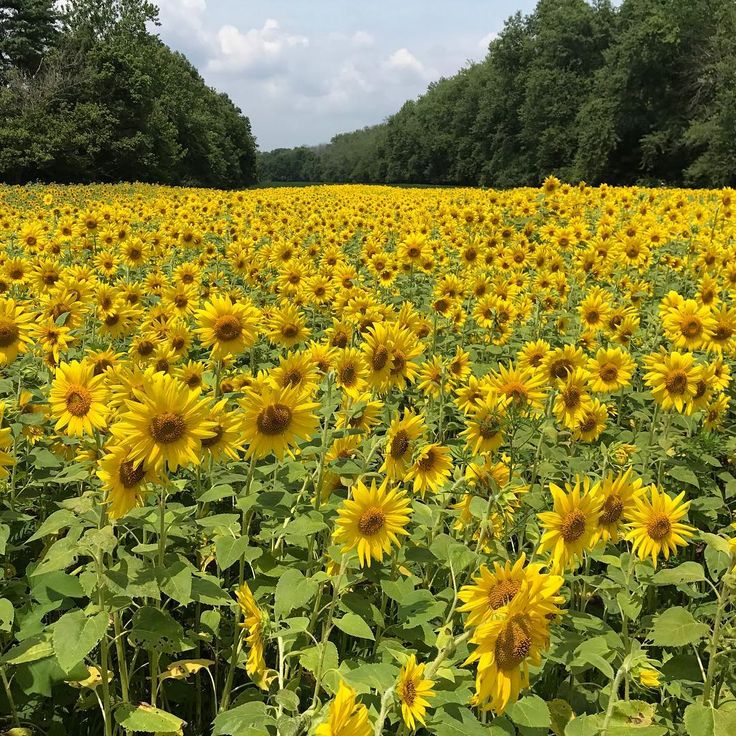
[0,180,735,736]
[0,0,258,188]
[258,0,736,188]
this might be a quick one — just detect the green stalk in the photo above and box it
[0,666,19,727]
[702,583,729,705]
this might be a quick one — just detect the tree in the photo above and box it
[0,0,59,81]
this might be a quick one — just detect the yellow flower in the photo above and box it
[111,372,215,472]
[333,478,411,567]
[397,655,436,730]
[587,347,636,393]
[461,393,506,454]
[0,297,34,365]
[234,582,267,690]
[644,351,702,412]
[626,485,695,568]
[381,408,425,480]
[316,681,372,736]
[49,360,109,437]
[97,443,157,519]
[553,367,593,429]
[240,384,319,459]
[537,477,602,572]
[405,443,453,496]
[591,468,645,546]
[194,294,260,359]
[638,668,661,688]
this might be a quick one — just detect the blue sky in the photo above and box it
[155,1,538,151]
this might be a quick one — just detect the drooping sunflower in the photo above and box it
[397,655,436,730]
[49,360,109,437]
[625,485,695,568]
[111,372,215,472]
[466,586,553,714]
[333,478,412,567]
[537,477,602,572]
[643,351,702,412]
[405,443,453,496]
[0,297,34,365]
[240,384,319,459]
[97,443,157,520]
[194,294,260,359]
[315,681,372,736]
[381,408,426,480]
[200,398,246,462]
[234,582,268,690]
[458,553,564,628]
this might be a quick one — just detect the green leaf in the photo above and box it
[650,607,709,647]
[27,510,78,542]
[53,610,108,672]
[158,561,193,606]
[0,598,13,632]
[506,695,551,729]
[669,465,699,487]
[684,703,736,736]
[0,523,8,555]
[115,704,185,734]
[275,568,317,619]
[2,633,54,665]
[213,701,276,735]
[128,607,188,653]
[300,641,339,680]
[652,562,706,585]
[333,613,375,640]
[215,535,262,571]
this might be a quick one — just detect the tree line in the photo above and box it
[0,0,258,187]
[258,0,736,188]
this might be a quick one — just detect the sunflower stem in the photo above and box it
[702,580,729,705]
[0,666,20,727]
[601,664,627,735]
[314,372,334,511]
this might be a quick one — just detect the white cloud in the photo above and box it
[385,48,424,74]
[351,30,375,48]
[207,19,308,74]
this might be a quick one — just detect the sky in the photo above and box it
[154,1,538,151]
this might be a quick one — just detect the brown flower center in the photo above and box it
[66,385,92,416]
[201,424,224,448]
[390,429,410,459]
[339,364,357,385]
[150,412,186,443]
[550,359,573,380]
[681,318,702,338]
[647,514,671,541]
[599,495,624,525]
[665,370,688,395]
[281,324,298,339]
[495,616,532,671]
[417,448,437,472]
[562,386,582,410]
[599,365,618,383]
[137,340,155,357]
[371,346,389,371]
[256,404,292,435]
[560,509,587,542]
[488,579,521,610]
[213,315,242,342]
[402,679,416,707]
[0,318,19,347]
[358,506,385,536]
[118,459,146,488]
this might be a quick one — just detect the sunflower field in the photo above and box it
[0,180,735,736]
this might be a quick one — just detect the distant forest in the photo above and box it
[259,0,736,188]
[0,0,258,188]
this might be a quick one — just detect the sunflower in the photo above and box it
[194,295,260,359]
[381,408,426,480]
[405,443,453,496]
[625,485,695,568]
[49,360,109,437]
[537,477,602,572]
[97,443,157,520]
[0,297,34,365]
[201,398,246,462]
[587,347,636,393]
[553,367,593,429]
[644,351,702,412]
[571,398,608,442]
[270,350,319,393]
[706,305,736,354]
[0,403,15,478]
[447,346,471,384]
[333,348,368,398]
[578,289,611,332]
[30,318,73,366]
[703,393,729,431]
[240,384,319,459]
[335,392,383,434]
[234,582,268,690]
[541,345,587,383]
[490,362,546,415]
[458,554,563,629]
[590,468,645,546]
[466,586,552,714]
[111,372,215,471]
[461,393,507,454]
[315,681,371,736]
[397,655,436,730]
[333,478,411,567]
[662,298,715,351]
[265,302,311,348]
[517,339,550,370]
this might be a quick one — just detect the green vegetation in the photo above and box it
[258,0,736,188]
[0,0,258,187]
